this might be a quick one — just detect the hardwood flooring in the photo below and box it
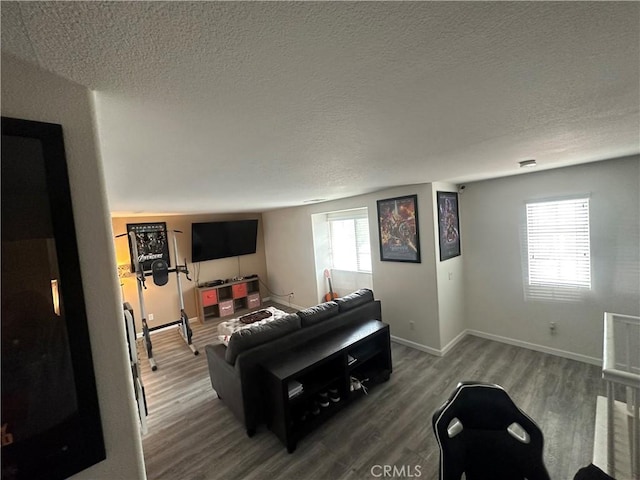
[139,304,605,479]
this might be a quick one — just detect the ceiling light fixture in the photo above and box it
[519,159,537,168]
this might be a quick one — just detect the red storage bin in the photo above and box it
[201,289,218,307]
[232,282,248,298]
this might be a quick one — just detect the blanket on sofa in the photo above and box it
[217,306,288,346]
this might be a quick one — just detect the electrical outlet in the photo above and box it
[410,321,415,330]
[549,321,556,334]
[148,313,154,321]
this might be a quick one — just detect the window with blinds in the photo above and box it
[327,208,372,273]
[526,197,591,289]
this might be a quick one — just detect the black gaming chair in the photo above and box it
[432,382,550,480]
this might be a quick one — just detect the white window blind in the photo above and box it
[526,197,591,289]
[327,208,372,273]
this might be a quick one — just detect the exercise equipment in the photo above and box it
[123,302,147,433]
[117,229,198,371]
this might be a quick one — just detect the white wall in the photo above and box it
[461,157,640,363]
[432,182,466,352]
[263,184,442,352]
[264,158,639,362]
[1,54,146,479]
[311,212,336,303]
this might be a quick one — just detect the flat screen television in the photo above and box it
[191,219,259,262]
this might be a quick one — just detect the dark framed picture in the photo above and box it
[437,191,461,261]
[126,222,170,272]
[1,117,105,479]
[377,194,421,263]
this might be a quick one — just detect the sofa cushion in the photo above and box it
[297,301,339,327]
[225,313,301,364]
[335,288,374,312]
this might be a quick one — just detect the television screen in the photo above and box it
[191,219,258,262]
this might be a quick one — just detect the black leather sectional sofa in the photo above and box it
[204,289,382,436]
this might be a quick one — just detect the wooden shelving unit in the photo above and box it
[194,277,261,323]
[262,320,392,453]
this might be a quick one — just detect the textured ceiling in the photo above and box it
[2,1,639,215]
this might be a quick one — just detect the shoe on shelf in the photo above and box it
[329,391,341,403]
[311,402,321,415]
[350,376,361,392]
[317,393,330,408]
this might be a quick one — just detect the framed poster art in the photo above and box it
[126,222,171,272]
[377,194,421,263]
[437,191,461,261]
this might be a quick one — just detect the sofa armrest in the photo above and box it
[205,344,247,427]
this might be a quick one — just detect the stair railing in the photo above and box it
[602,312,640,479]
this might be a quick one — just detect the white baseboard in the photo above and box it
[391,329,603,366]
[390,335,441,356]
[391,329,469,357]
[440,329,469,356]
[466,329,602,366]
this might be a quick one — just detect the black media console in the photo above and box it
[262,320,392,452]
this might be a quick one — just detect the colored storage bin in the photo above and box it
[247,292,261,309]
[232,282,248,298]
[201,289,218,307]
[219,299,234,317]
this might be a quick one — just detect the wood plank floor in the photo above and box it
[139,303,605,479]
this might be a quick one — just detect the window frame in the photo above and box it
[525,195,592,290]
[327,208,372,274]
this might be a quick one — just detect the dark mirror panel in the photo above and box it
[1,117,105,480]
